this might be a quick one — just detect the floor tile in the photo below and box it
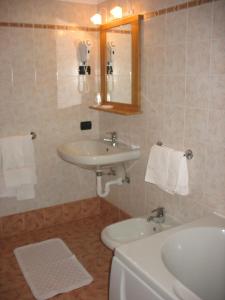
[0,208,122,300]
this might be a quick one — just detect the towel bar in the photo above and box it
[30,132,37,140]
[156,141,193,160]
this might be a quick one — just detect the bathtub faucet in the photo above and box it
[147,207,165,223]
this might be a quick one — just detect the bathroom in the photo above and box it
[0,0,224,299]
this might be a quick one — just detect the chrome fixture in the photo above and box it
[103,131,117,147]
[147,207,165,223]
[30,131,37,139]
[156,141,193,160]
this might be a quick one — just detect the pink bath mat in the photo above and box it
[14,238,93,300]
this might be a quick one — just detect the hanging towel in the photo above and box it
[145,145,189,195]
[0,135,37,200]
[145,145,173,193]
[0,173,17,197]
[167,149,189,195]
[175,155,189,195]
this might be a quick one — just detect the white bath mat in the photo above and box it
[14,238,93,300]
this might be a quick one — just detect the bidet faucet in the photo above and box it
[147,207,165,223]
[103,131,117,147]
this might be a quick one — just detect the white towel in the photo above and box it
[0,135,37,200]
[145,145,189,195]
[175,155,189,195]
[145,145,172,191]
[1,137,24,169]
[0,173,17,197]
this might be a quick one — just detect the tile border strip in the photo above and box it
[0,0,220,30]
[144,0,218,20]
[0,22,99,32]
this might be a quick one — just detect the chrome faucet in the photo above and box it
[147,207,165,223]
[103,131,117,147]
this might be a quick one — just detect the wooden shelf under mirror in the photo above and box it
[89,104,142,115]
[90,15,143,116]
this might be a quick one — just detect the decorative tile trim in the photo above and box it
[108,29,131,34]
[0,197,130,238]
[0,0,220,31]
[144,0,219,20]
[0,22,99,32]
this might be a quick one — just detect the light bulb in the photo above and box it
[90,13,102,25]
[110,6,123,19]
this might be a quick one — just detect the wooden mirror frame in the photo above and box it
[90,15,143,115]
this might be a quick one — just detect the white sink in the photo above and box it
[161,227,225,300]
[57,139,140,169]
[101,217,176,250]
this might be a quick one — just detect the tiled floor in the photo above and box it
[0,207,125,300]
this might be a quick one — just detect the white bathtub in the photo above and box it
[110,213,225,300]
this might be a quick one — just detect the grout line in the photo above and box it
[183,2,189,150]
[203,0,215,203]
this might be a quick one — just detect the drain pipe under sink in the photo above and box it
[96,171,123,197]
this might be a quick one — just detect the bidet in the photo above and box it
[101,215,177,250]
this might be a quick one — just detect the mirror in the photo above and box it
[90,15,143,115]
[106,24,132,104]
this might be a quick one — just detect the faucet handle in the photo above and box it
[151,207,165,218]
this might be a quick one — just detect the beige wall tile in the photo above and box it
[205,145,225,199]
[0,28,12,79]
[187,3,212,41]
[185,108,208,143]
[210,38,225,75]
[7,0,34,23]
[208,109,225,145]
[144,15,165,46]
[166,10,187,45]
[165,44,186,75]
[148,75,165,104]
[164,75,185,106]
[187,40,210,74]
[212,0,225,40]
[0,1,9,22]
[162,105,185,147]
[183,140,206,195]
[149,46,166,75]
[210,75,225,110]
[186,75,210,109]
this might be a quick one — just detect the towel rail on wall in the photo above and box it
[156,141,193,160]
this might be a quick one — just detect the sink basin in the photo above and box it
[101,217,176,250]
[57,139,140,169]
[161,227,225,300]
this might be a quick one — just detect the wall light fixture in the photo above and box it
[110,6,123,19]
[90,13,102,25]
